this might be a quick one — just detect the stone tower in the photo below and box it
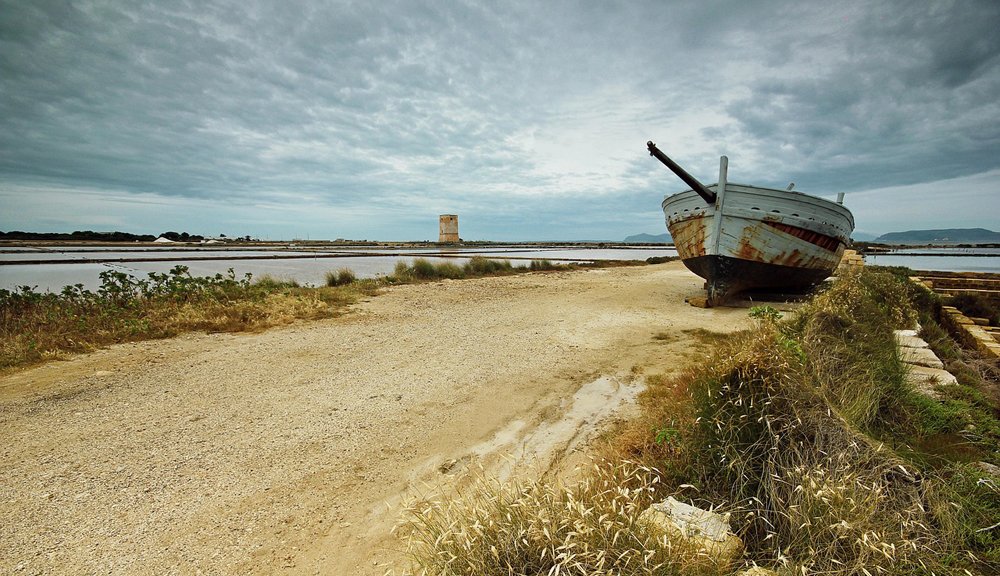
[439,214,459,243]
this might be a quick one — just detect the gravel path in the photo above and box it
[1,262,751,575]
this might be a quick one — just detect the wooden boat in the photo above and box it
[647,141,854,306]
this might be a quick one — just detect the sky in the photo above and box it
[1,0,999,241]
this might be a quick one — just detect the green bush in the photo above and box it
[325,267,356,287]
[529,259,557,271]
[410,257,438,279]
[645,256,674,264]
[0,265,362,370]
[463,256,514,276]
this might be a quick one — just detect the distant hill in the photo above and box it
[874,228,1000,244]
[624,232,672,243]
[850,231,879,242]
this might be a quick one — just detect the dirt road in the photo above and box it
[1,262,752,575]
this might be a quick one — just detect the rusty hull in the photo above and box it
[663,184,853,306]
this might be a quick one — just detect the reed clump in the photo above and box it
[325,267,357,287]
[389,256,573,283]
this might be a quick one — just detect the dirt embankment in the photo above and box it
[0,262,751,575]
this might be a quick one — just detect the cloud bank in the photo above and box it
[2,0,998,239]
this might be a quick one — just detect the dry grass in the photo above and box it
[399,268,1000,575]
[0,266,376,371]
[397,460,729,576]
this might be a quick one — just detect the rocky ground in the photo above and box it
[0,262,752,575]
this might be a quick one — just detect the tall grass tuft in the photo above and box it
[681,325,942,573]
[794,268,915,430]
[399,460,727,576]
[325,267,357,287]
[392,257,522,282]
[529,259,558,271]
[463,256,514,276]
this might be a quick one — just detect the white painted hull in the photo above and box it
[662,183,854,304]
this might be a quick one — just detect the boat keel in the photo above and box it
[683,255,832,307]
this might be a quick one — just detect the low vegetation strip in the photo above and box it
[0,266,363,371]
[0,256,639,371]
[400,268,1000,574]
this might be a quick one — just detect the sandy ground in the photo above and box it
[1,262,753,575]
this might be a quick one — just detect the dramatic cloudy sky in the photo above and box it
[2,1,999,241]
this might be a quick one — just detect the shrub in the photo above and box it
[255,275,300,290]
[529,259,557,271]
[409,258,443,280]
[463,256,513,276]
[433,262,465,279]
[0,266,346,370]
[325,267,356,287]
[645,256,674,265]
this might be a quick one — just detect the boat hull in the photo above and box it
[663,183,854,305]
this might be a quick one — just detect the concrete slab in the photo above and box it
[976,461,1000,478]
[900,346,944,369]
[894,332,929,349]
[905,365,958,399]
[640,496,743,564]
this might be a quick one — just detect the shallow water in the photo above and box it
[0,246,677,293]
[865,253,1000,273]
[1,256,469,292]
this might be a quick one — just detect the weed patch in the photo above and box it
[0,266,370,371]
[325,267,357,287]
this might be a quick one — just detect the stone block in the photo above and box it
[639,496,743,565]
[899,346,944,369]
[976,461,1000,478]
[894,332,928,349]
[905,365,958,398]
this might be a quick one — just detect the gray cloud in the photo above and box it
[2,0,999,239]
[719,1,1000,191]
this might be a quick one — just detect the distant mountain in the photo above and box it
[874,228,1000,244]
[624,232,672,243]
